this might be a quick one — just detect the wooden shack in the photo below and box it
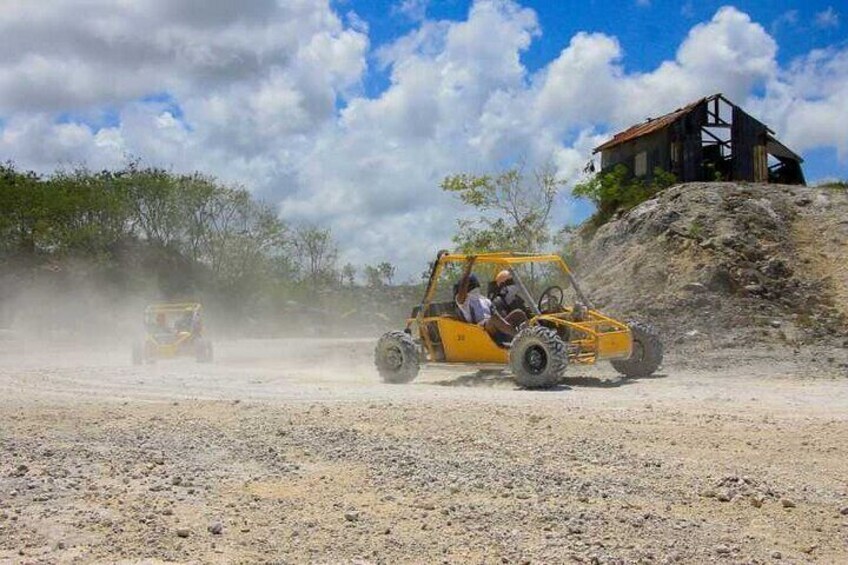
[593,93,805,185]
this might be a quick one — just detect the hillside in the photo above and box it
[570,182,848,348]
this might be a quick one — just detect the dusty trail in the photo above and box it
[1,338,847,564]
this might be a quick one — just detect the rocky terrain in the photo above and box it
[1,339,847,564]
[570,182,848,346]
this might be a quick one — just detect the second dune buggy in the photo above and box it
[132,303,213,365]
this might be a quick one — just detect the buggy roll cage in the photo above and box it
[416,251,594,325]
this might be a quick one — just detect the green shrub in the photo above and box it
[688,219,703,239]
[818,180,847,191]
[572,165,676,226]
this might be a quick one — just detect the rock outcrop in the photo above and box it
[570,182,848,346]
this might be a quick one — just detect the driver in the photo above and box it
[455,260,521,343]
[492,270,529,328]
[175,311,193,333]
[153,312,172,335]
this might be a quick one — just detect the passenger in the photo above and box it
[492,270,529,329]
[454,272,491,325]
[455,262,521,343]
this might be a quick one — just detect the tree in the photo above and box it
[377,262,395,286]
[123,165,185,249]
[206,194,289,292]
[363,261,396,287]
[292,224,338,287]
[441,162,565,253]
[0,163,52,256]
[340,263,357,286]
[364,264,383,288]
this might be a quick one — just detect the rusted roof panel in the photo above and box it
[592,97,708,154]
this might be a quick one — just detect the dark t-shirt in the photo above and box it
[493,283,526,314]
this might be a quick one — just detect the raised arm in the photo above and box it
[455,256,477,304]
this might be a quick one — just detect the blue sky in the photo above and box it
[0,1,846,273]
[351,0,845,71]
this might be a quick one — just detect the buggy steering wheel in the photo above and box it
[538,285,565,313]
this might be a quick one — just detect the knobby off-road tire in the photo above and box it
[375,331,420,384]
[195,339,214,363]
[509,325,568,389]
[611,321,663,378]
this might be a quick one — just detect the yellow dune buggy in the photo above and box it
[375,251,662,389]
[132,303,213,365]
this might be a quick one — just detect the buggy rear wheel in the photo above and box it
[195,339,213,363]
[143,341,158,364]
[611,321,663,378]
[375,331,419,384]
[509,325,568,389]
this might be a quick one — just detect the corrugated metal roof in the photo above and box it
[592,96,709,154]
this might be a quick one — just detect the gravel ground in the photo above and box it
[1,338,847,564]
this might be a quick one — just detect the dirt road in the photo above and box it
[1,338,847,564]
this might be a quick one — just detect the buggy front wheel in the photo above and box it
[195,339,214,363]
[509,325,568,389]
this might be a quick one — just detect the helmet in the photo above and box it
[495,270,512,286]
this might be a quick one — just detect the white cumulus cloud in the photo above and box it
[815,7,840,29]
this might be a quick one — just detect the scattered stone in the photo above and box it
[744,284,764,294]
[715,544,731,555]
[208,522,223,535]
[683,282,707,293]
[771,550,782,559]
[176,528,190,538]
[839,506,848,516]
[780,498,796,509]
[344,511,360,522]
